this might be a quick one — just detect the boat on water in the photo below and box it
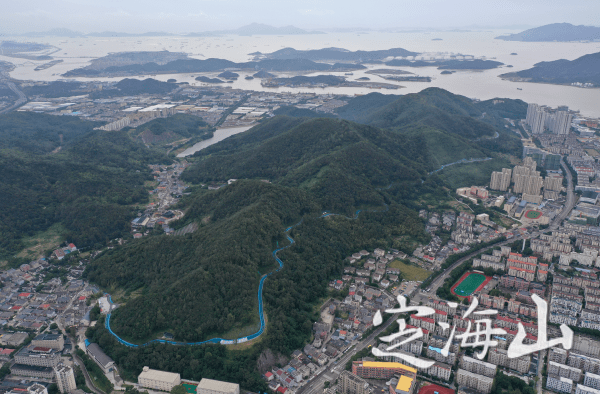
[345,72,354,76]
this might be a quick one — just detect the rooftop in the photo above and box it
[197,378,239,394]
[139,366,180,383]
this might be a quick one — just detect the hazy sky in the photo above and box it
[1,0,599,34]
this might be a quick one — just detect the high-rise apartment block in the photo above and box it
[526,103,548,134]
[490,168,512,191]
[55,365,76,394]
[526,103,572,135]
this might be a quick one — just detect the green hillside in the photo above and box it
[80,88,525,389]
[0,113,168,259]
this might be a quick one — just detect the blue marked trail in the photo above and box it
[104,204,388,347]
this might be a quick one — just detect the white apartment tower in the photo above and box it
[55,365,76,394]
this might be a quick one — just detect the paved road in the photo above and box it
[73,351,105,394]
[0,78,27,114]
[296,314,400,394]
[548,158,576,231]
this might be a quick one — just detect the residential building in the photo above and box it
[456,369,493,394]
[14,346,61,367]
[32,333,64,351]
[577,384,600,394]
[549,361,583,382]
[196,379,240,394]
[490,168,512,191]
[585,372,600,389]
[138,367,181,392]
[547,374,574,393]
[339,371,369,394]
[27,384,48,394]
[55,365,76,394]
[10,364,55,379]
[460,355,497,378]
[352,361,417,384]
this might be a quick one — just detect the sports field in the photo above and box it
[418,384,455,394]
[451,272,490,297]
[525,210,542,219]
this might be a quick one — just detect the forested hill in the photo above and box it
[81,87,525,389]
[0,113,168,259]
[334,88,524,167]
[499,52,600,86]
[339,87,496,138]
[0,112,101,154]
[496,23,600,42]
[182,117,426,213]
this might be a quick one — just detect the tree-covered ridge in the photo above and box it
[357,87,497,138]
[131,113,214,147]
[334,87,525,166]
[86,181,319,342]
[0,112,102,154]
[0,112,169,258]
[80,87,525,387]
[500,51,600,85]
[182,117,427,212]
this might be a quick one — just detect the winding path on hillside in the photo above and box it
[102,153,494,347]
[104,207,388,347]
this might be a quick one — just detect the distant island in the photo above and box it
[188,23,324,36]
[496,23,600,42]
[0,41,57,60]
[366,69,413,75]
[432,38,443,41]
[252,47,419,62]
[499,51,600,87]
[63,53,366,77]
[262,74,400,89]
[386,58,503,70]
[253,70,277,78]
[20,23,323,38]
[217,71,239,80]
[195,76,224,84]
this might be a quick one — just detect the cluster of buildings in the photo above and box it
[414,210,502,270]
[342,248,409,290]
[0,259,93,330]
[132,163,190,236]
[549,270,600,330]
[16,83,354,132]
[488,157,561,221]
[136,368,239,394]
[546,338,600,393]
[525,103,573,135]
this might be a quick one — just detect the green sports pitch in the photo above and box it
[452,272,487,296]
[525,210,542,219]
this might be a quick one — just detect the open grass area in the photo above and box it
[437,157,512,190]
[388,259,431,282]
[228,314,268,351]
[15,223,65,260]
